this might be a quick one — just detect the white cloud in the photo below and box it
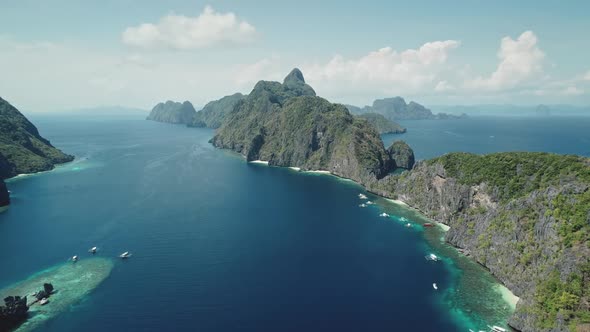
[122,6,256,50]
[299,40,459,101]
[234,56,282,86]
[435,80,455,92]
[467,31,544,90]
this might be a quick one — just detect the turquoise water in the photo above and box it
[2,115,588,331]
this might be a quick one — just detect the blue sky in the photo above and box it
[1,0,589,111]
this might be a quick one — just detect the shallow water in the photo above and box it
[0,258,114,332]
[2,114,581,331]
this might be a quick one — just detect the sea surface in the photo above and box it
[1,115,589,331]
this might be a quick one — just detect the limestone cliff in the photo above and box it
[190,93,245,129]
[369,152,590,332]
[211,69,404,185]
[0,97,74,180]
[147,100,196,124]
[0,180,9,209]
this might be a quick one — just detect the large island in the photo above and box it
[0,97,74,211]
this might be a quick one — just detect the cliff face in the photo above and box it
[147,100,196,124]
[0,97,74,180]
[211,69,407,186]
[356,113,406,134]
[369,152,590,332]
[0,180,9,209]
[190,93,245,129]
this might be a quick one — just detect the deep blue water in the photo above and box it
[2,115,588,331]
[385,116,590,160]
[1,116,458,331]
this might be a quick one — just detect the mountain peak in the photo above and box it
[283,68,306,85]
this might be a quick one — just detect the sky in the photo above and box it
[1,0,589,112]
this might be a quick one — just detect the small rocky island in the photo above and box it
[0,97,74,211]
[0,258,114,332]
[146,100,197,125]
[346,97,468,120]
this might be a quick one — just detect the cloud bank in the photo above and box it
[122,6,256,50]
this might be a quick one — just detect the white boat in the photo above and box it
[366,201,374,205]
[405,223,412,227]
[425,253,439,261]
[119,251,131,259]
[433,283,438,290]
[39,298,49,305]
[379,213,389,217]
[71,255,78,262]
[89,246,97,254]
[358,193,368,200]
[359,203,367,208]
[489,326,507,332]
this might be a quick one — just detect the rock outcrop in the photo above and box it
[211,69,400,186]
[387,141,415,169]
[356,113,406,134]
[190,93,246,129]
[0,97,74,180]
[0,180,9,209]
[147,100,196,124]
[0,295,28,331]
[369,152,590,332]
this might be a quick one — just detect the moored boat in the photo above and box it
[119,251,131,259]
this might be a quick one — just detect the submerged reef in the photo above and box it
[0,258,114,332]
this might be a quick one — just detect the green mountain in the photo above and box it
[211,69,411,185]
[146,100,196,124]
[189,93,246,129]
[356,112,406,134]
[369,152,590,332]
[347,97,467,120]
[0,97,74,208]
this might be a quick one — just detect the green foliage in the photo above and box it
[190,93,245,129]
[356,113,406,134]
[553,190,590,247]
[0,97,74,179]
[534,268,590,330]
[430,152,590,201]
[211,69,394,181]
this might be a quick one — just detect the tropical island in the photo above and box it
[148,68,589,332]
[0,97,74,211]
[146,100,197,125]
[346,97,468,121]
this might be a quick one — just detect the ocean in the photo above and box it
[1,115,589,331]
